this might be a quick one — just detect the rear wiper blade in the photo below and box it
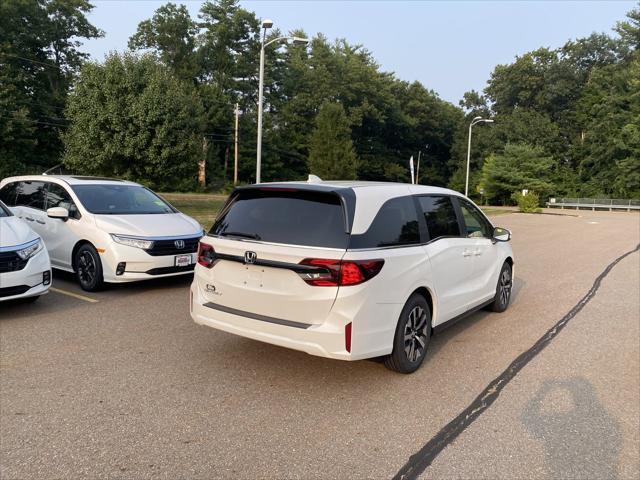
[219,231,261,240]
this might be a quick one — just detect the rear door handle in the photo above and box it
[25,217,34,222]
[474,249,482,256]
[463,249,473,257]
[35,219,45,224]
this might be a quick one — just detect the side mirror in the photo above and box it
[493,227,511,242]
[47,207,69,220]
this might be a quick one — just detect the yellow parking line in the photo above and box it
[50,287,98,303]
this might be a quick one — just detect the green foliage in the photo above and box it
[308,102,357,179]
[0,0,102,177]
[511,191,541,213]
[480,144,555,205]
[63,53,205,190]
[2,0,638,200]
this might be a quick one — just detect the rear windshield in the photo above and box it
[71,185,176,215]
[211,189,348,249]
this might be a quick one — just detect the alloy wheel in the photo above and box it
[499,267,512,307]
[77,251,96,286]
[403,305,429,362]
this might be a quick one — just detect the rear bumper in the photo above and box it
[190,281,399,361]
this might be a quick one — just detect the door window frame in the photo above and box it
[452,197,494,240]
[44,181,81,220]
[414,194,464,244]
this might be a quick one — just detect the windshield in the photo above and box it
[71,185,176,215]
[211,189,349,249]
[0,199,12,217]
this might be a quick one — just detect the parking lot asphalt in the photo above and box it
[1,210,639,479]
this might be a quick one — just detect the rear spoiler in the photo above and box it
[217,184,356,234]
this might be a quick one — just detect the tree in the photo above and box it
[479,144,555,205]
[308,102,357,179]
[128,3,199,80]
[0,0,101,177]
[63,53,205,190]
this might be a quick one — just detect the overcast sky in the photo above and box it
[82,0,636,105]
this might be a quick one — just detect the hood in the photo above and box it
[95,213,202,238]
[0,216,39,247]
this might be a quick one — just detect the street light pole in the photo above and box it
[465,116,493,197]
[255,19,308,184]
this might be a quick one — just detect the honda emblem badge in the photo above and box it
[174,240,185,249]
[244,251,257,264]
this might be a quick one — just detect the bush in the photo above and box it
[511,191,541,213]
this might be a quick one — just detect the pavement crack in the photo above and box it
[392,243,640,480]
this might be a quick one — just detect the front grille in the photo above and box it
[145,237,200,257]
[0,285,31,298]
[0,251,28,273]
[145,265,195,276]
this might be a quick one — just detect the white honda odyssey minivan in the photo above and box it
[190,181,513,373]
[0,176,203,291]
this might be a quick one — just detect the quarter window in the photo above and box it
[458,199,492,238]
[15,181,46,210]
[418,196,460,240]
[349,196,420,248]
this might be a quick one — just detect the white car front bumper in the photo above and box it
[100,239,199,283]
[0,248,51,302]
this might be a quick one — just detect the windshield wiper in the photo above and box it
[219,231,261,240]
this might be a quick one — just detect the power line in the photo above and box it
[0,52,62,70]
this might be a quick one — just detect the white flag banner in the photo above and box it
[409,156,415,184]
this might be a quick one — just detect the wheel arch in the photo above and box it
[409,286,435,329]
[71,240,95,272]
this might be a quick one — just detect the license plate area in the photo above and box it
[174,254,192,267]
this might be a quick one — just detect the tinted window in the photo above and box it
[458,199,492,238]
[349,196,420,249]
[71,185,175,215]
[418,196,460,240]
[0,200,12,217]
[212,189,348,249]
[45,183,80,219]
[15,181,46,210]
[0,182,18,206]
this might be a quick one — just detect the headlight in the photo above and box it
[110,234,154,250]
[16,239,43,260]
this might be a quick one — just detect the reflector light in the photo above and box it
[345,322,352,353]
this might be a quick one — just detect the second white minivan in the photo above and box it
[191,181,514,373]
[0,176,203,291]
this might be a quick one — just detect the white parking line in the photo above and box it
[50,287,98,303]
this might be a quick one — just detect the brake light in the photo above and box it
[298,258,384,286]
[197,242,216,268]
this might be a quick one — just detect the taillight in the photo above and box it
[298,258,384,286]
[197,242,216,268]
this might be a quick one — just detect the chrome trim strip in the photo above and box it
[203,302,312,329]
[206,235,346,252]
[111,233,203,241]
[0,238,39,253]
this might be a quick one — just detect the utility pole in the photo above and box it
[199,136,208,187]
[416,150,421,185]
[234,103,240,185]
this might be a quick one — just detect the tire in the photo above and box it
[75,244,104,292]
[384,294,432,374]
[488,261,513,313]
